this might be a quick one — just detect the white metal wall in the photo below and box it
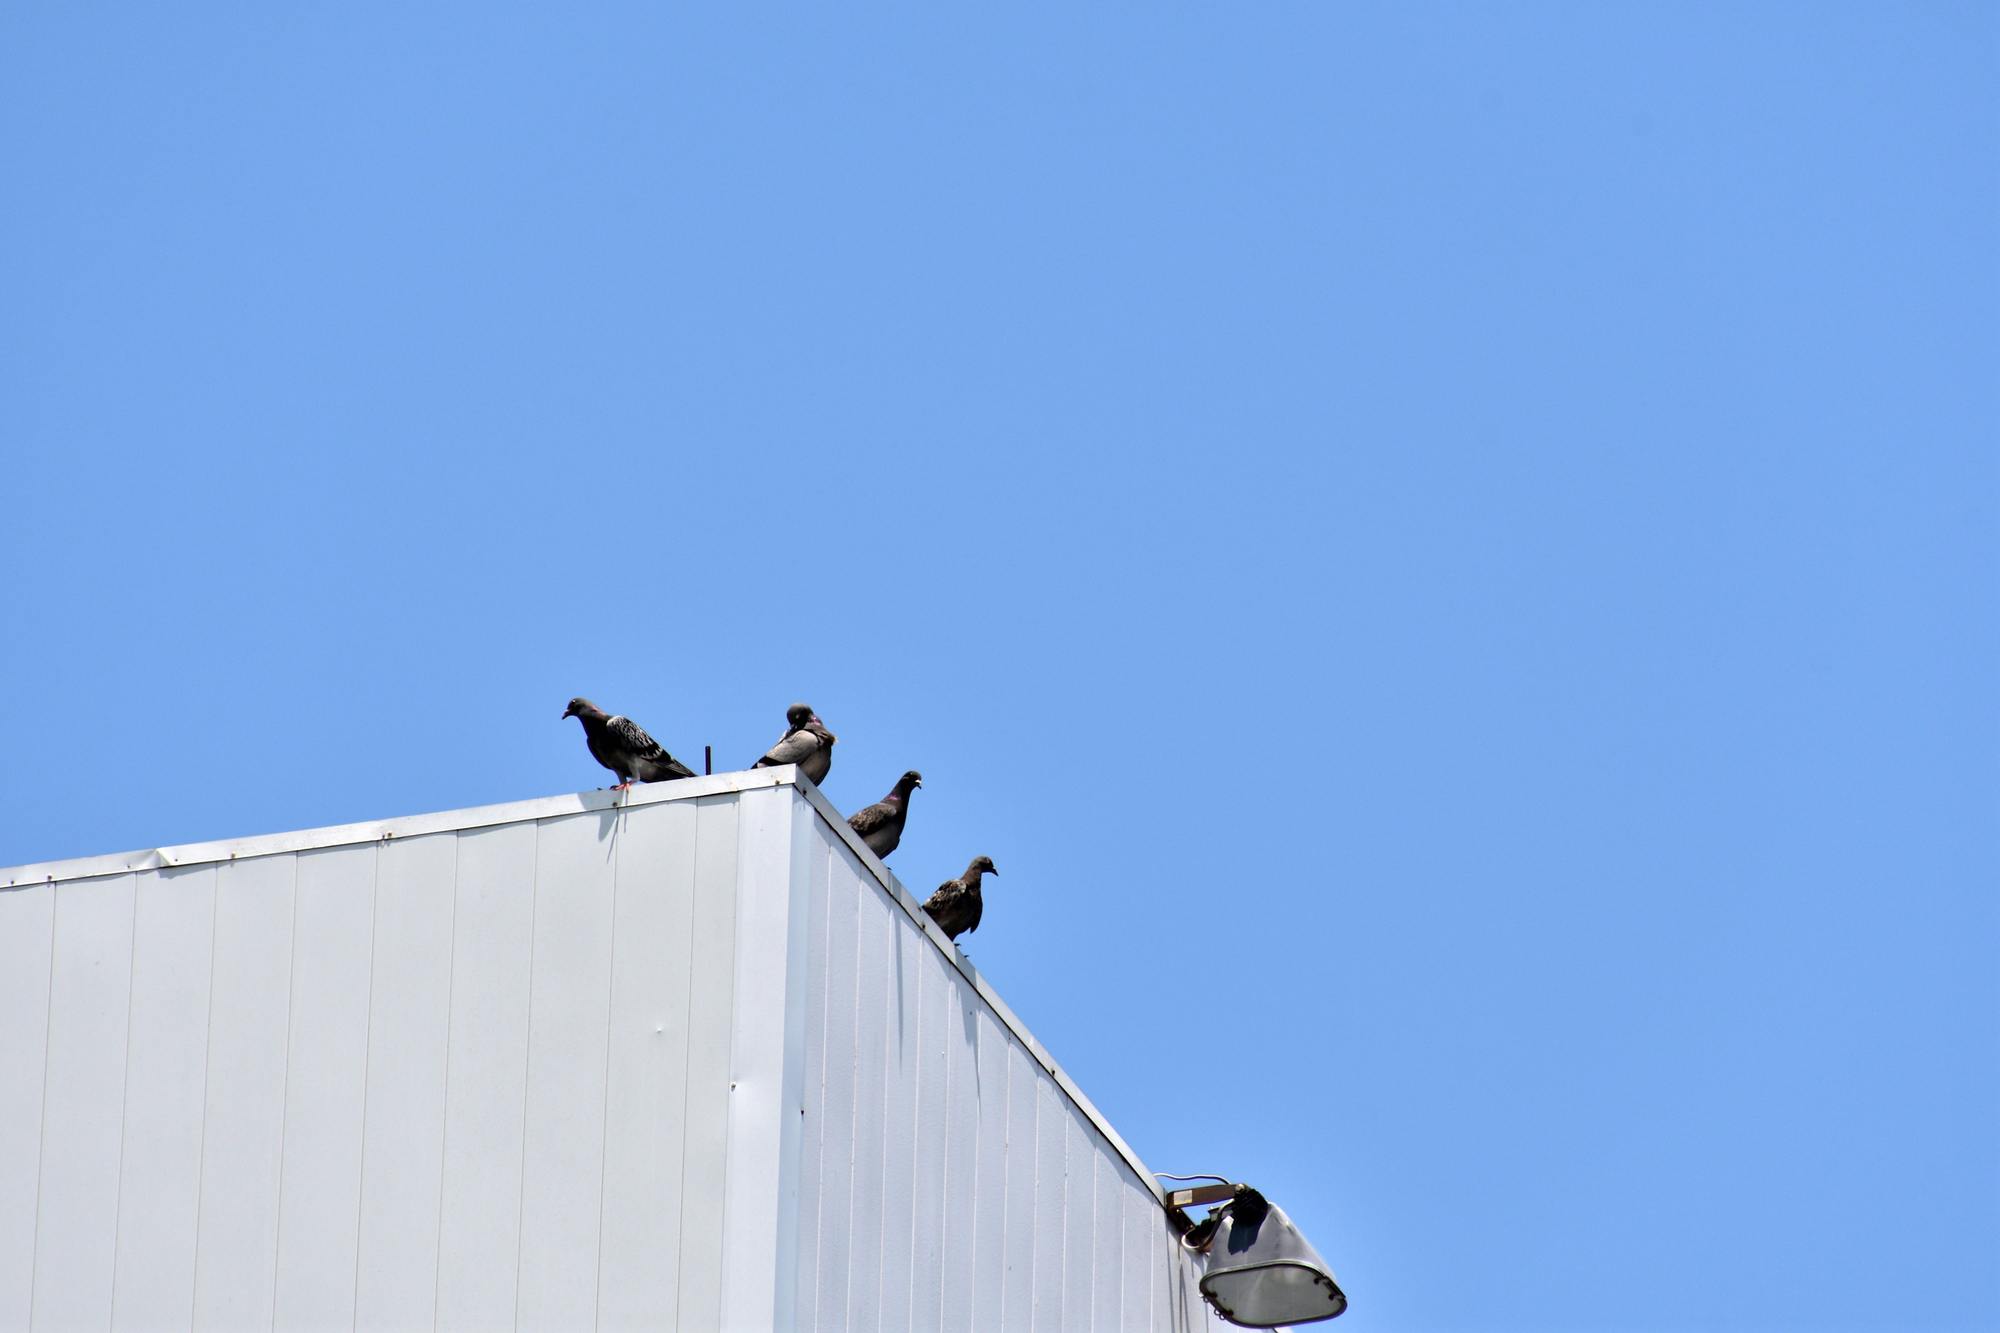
[790,807,1224,1333]
[2,775,1223,1332]
[0,789,760,1333]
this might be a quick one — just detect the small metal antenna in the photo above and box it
[704,745,712,776]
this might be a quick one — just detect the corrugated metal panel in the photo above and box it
[1002,1030,1042,1330]
[788,804,1225,1333]
[843,864,895,1327]
[597,797,698,1332]
[908,939,952,1330]
[967,1005,1012,1330]
[516,810,619,1331]
[6,772,1233,1332]
[876,917,922,1333]
[271,844,375,1328]
[356,831,457,1329]
[3,791,750,1332]
[191,853,294,1330]
[0,881,55,1332]
[435,821,535,1331]
[110,865,214,1331]
[33,873,134,1332]
[674,793,742,1331]
[807,834,862,1330]
[794,832,835,1324]
[718,785,816,1332]
[936,981,984,1332]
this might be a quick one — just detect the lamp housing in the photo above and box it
[1196,1194,1346,1327]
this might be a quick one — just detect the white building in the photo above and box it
[0,768,1268,1331]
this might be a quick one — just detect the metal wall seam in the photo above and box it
[792,830,834,1328]
[32,872,136,1330]
[771,785,821,1329]
[674,794,742,1330]
[110,865,216,1330]
[715,784,809,1330]
[0,882,54,1331]
[436,820,535,1330]
[191,854,296,1329]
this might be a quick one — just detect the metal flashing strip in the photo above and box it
[0,768,794,888]
[0,769,1170,1207]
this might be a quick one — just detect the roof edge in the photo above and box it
[1,767,795,888]
[0,769,1171,1204]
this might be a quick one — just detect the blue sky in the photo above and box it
[3,4,1994,1329]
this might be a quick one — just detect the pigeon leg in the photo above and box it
[612,780,634,791]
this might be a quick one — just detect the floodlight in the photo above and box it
[1166,1182,1346,1327]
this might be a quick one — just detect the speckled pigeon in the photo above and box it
[923,856,997,941]
[752,703,837,785]
[847,769,922,859]
[562,697,697,789]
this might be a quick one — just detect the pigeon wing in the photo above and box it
[847,800,893,837]
[643,752,699,781]
[923,880,967,932]
[606,716,695,780]
[607,714,664,758]
[755,728,823,768]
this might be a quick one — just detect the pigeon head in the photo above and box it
[562,697,602,721]
[786,702,815,728]
[968,855,997,878]
[894,770,923,794]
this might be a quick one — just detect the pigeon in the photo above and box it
[847,769,922,859]
[923,856,998,941]
[752,702,837,785]
[561,697,697,789]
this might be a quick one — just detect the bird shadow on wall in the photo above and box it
[961,993,982,1097]
[893,902,909,1056]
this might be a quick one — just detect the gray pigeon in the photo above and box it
[752,703,837,785]
[923,856,997,941]
[847,769,922,859]
[562,697,697,789]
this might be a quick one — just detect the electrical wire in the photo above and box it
[1155,1172,1231,1185]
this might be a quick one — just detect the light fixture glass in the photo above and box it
[1197,1196,1347,1327]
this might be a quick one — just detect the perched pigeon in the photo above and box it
[923,856,998,941]
[561,697,697,789]
[752,703,837,785]
[847,769,922,859]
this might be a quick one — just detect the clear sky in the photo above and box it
[3,5,1994,1330]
